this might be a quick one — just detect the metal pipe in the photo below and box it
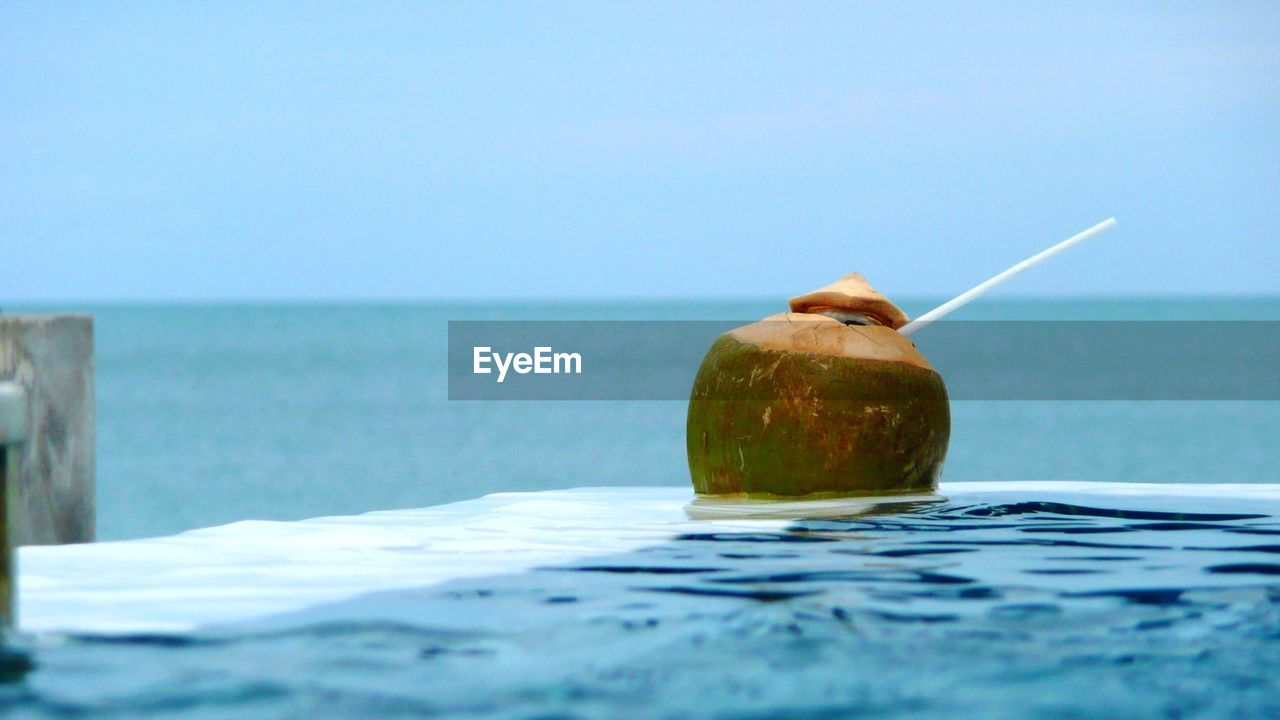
[0,382,28,627]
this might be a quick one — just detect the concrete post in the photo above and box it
[0,315,94,546]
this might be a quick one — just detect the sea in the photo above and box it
[68,297,1279,540]
[2,298,1278,719]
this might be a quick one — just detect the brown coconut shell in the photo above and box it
[687,273,948,498]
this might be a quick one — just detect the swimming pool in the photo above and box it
[5,482,1279,718]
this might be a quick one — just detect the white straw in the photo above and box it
[898,217,1117,336]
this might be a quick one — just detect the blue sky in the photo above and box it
[2,2,1277,301]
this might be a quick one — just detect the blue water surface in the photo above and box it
[1,298,1278,718]
[4,489,1280,719]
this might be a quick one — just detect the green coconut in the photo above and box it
[686,273,949,498]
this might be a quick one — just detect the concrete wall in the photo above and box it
[0,316,94,545]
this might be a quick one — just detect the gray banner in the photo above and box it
[448,321,1280,400]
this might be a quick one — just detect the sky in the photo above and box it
[2,2,1277,301]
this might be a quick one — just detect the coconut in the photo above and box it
[686,275,949,497]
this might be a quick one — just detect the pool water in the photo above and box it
[4,485,1280,719]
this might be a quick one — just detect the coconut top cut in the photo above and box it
[729,313,933,370]
[788,273,909,330]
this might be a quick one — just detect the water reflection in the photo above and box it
[4,495,1280,718]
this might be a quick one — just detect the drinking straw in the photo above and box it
[899,217,1117,336]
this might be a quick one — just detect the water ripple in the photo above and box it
[5,494,1280,719]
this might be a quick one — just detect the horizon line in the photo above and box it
[4,291,1279,308]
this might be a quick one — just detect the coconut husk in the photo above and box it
[787,273,909,330]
